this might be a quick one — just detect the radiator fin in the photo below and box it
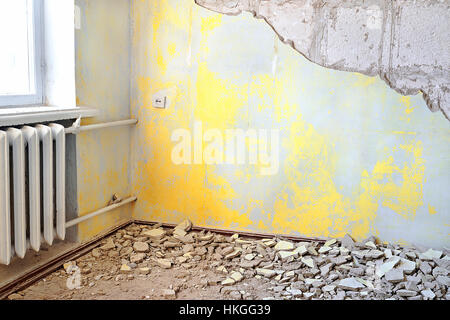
[0,123,66,265]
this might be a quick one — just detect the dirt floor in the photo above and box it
[7,221,450,300]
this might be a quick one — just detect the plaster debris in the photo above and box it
[120,264,132,274]
[142,228,166,240]
[162,289,176,299]
[17,223,450,300]
[385,269,405,283]
[175,219,193,232]
[396,289,418,297]
[156,258,172,269]
[230,271,244,282]
[100,239,115,251]
[376,257,401,277]
[318,246,332,254]
[274,240,294,251]
[295,245,308,256]
[422,248,443,260]
[278,250,298,261]
[195,0,450,121]
[338,278,365,291]
[221,278,235,286]
[256,268,277,278]
[133,242,149,253]
[244,253,256,261]
[421,289,436,300]
[301,257,315,268]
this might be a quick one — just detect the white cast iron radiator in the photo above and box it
[0,123,66,265]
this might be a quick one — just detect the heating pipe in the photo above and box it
[65,196,137,228]
[65,118,137,134]
[64,118,138,227]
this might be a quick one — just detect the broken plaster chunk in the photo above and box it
[274,240,294,251]
[142,228,166,240]
[162,289,176,299]
[198,233,214,241]
[91,248,102,258]
[420,289,436,300]
[100,238,115,250]
[133,241,149,253]
[294,245,308,256]
[175,219,192,232]
[120,264,132,274]
[324,239,337,247]
[384,249,393,259]
[288,289,303,298]
[422,248,443,260]
[261,239,276,247]
[301,257,315,268]
[221,278,236,286]
[216,266,228,274]
[375,257,401,277]
[230,271,244,282]
[318,246,332,254]
[139,267,151,275]
[397,258,417,274]
[322,285,336,292]
[244,253,256,261]
[396,290,418,298]
[256,268,276,278]
[366,249,384,259]
[130,253,146,264]
[173,228,187,238]
[338,278,365,291]
[365,241,377,249]
[7,293,23,300]
[307,247,318,256]
[341,234,355,249]
[156,258,172,269]
[385,269,405,283]
[278,250,298,261]
[225,248,241,259]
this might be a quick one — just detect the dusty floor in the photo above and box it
[8,221,450,300]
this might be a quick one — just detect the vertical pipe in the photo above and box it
[36,125,53,245]
[0,131,11,265]
[7,128,27,259]
[49,124,65,240]
[22,126,41,252]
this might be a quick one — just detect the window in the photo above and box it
[0,0,43,106]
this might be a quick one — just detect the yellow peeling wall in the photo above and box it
[75,0,132,242]
[130,0,450,248]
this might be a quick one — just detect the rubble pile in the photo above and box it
[15,220,449,300]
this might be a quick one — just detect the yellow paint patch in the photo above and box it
[429,205,437,215]
[129,0,445,246]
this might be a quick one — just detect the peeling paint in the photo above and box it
[130,0,450,249]
[195,0,450,121]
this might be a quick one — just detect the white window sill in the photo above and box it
[0,105,98,127]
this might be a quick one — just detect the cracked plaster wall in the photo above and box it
[195,0,450,121]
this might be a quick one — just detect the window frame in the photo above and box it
[0,0,44,107]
